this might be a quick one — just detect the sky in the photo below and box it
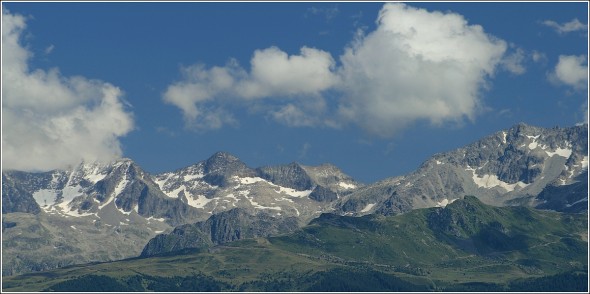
[1,1,588,184]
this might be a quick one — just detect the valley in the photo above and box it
[2,196,587,291]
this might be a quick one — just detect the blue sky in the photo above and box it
[2,1,588,183]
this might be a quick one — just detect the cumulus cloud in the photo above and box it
[163,3,508,137]
[549,54,588,90]
[2,9,134,172]
[542,18,588,35]
[336,3,507,136]
[163,47,337,129]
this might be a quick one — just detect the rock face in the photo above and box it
[309,185,339,202]
[257,162,314,191]
[1,160,187,276]
[337,123,588,216]
[2,173,41,214]
[535,170,588,213]
[141,208,299,257]
[152,156,362,225]
[2,153,360,276]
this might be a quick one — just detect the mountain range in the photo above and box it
[1,122,588,278]
[2,196,587,291]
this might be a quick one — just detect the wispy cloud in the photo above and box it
[2,9,134,172]
[541,18,588,35]
[306,5,339,22]
[531,50,548,64]
[163,3,508,138]
[298,142,311,159]
[501,45,526,75]
[44,44,55,55]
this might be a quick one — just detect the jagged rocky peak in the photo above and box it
[200,152,256,187]
[203,152,252,175]
[256,162,314,191]
[300,163,361,190]
[204,152,244,172]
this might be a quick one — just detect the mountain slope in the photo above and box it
[2,153,359,276]
[3,196,586,292]
[151,153,361,224]
[1,159,193,276]
[338,123,588,216]
[140,208,299,257]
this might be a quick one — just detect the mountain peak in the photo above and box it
[208,151,240,161]
[203,152,245,173]
[257,162,314,191]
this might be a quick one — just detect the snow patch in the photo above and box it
[526,135,540,150]
[61,185,83,203]
[186,194,213,208]
[436,198,457,208]
[360,203,375,213]
[278,187,313,197]
[466,166,528,192]
[119,207,132,215]
[153,173,172,190]
[435,160,443,165]
[581,156,588,169]
[528,141,538,149]
[33,189,58,207]
[338,182,357,189]
[147,216,167,222]
[237,177,267,185]
[545,148,572,158]
[501,131,507,144]
[245,196,282,211]
[154,230,164,234]
[164,185,185,199]
[183,173,204,181]
[86,172,107,184]
[113,178,129,197]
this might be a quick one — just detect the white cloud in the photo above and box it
[306,5,339,21]
[531,50,548,64]
[298,142,311,159]
[2,9,134,172]
[542,18,588,35]
[501,46,526,75]
[44,44,55,55]
[163,3,508,137]
[163,46,337,129]
[239,46,338,98]
[335,3,507,136]
[550,54,588,90]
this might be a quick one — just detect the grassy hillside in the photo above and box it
[2,196,587,292]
